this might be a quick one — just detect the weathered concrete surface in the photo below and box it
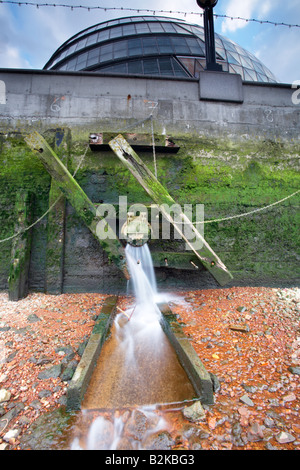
[0,70,299,292]
[159,303,214,405]
[0,69,298,141]
[66,295,117,410]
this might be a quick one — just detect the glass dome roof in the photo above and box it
[44,16,277,83]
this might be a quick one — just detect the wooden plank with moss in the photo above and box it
[45,129,69,294]
[109,134,233,286]
[25,131,129,280]
[8,190,34,301]
[45,182,65,294]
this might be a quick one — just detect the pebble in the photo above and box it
[182,401,206,422]
[275,431,295,444]
[0,389,11,403]
[242,384,257,393]
[237,306,247,313]
[38,390,52,399]
[144,431,175,450]
[231,421,245,447]
[282,392,296,403]
[229,324,250,333]
[264,417,275,428]
[238,406,250,419]
[3,428,20,442]
[247,422,264,442]
[239,394,254,407]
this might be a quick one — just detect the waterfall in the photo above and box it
[125,243,157,301]
[71,242,196,450]
[115,243,162,366]
[71,243,166,450]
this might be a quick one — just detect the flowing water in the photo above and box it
[125,243,157,299]
[70,243,196,450]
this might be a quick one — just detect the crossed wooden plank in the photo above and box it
[25,131,232,286]
[25,131,129,280]
[109,134,233,287]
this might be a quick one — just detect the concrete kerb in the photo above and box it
[158,303,215,405]
[66,295,118,410]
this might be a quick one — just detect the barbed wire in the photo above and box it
[0,1,299,28]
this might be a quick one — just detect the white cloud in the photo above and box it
[0,5,30,68]
[0,0,298,83]
[0,45,30,69]
[254,28,300,84]
[221,0,274,33]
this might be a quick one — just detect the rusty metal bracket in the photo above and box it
[89,132,179,153]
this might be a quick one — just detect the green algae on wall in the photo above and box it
[67,132,299,286]
[0,133,51,289]
[8,190,34,300]
[0,130,299,293]
[160,137,299,284]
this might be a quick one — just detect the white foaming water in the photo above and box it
[71,243,169,450]
[115,243,163,366]
[71,406,167,450]
[125,243,157,300]
[87,414,124,450]
[71,414,123,450]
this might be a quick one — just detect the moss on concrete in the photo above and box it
[0,130,299,291]
[0,133,51,289]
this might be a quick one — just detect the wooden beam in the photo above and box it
[109,134,233,286]
[45,179,66,294]
[25,131,129,280]
[45,129,69,294]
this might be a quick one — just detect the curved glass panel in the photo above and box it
[44,15,277,83]
[96,57,189,78]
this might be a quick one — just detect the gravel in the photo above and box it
[0,286,299,450]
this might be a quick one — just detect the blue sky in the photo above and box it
[0,0,299,84]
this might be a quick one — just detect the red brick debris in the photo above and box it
[0,286,299,450]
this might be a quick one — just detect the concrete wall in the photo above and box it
[0,69,299,294]
[0,69,299,140]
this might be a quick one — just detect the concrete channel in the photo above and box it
[66,295,214,410]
